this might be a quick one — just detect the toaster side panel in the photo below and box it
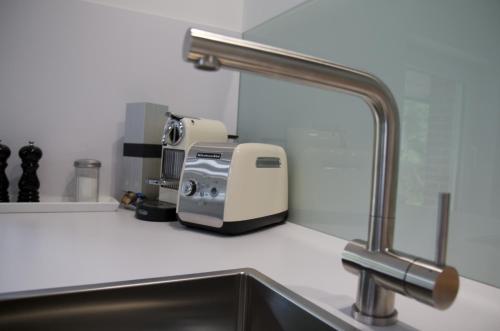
[224,143,288,222]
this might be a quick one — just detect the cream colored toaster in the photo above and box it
[177,142,288,234]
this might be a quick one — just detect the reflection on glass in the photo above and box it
[238,0,500,287]
[401,98,430,206]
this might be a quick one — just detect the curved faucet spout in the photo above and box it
[184,28,400,252]
[183,28,459,326]
[182,28,462,326]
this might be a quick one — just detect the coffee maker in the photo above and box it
[158,113,228,204]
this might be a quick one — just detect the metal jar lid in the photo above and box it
[74,159,101,168]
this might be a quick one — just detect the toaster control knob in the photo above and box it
[181,180,197,197]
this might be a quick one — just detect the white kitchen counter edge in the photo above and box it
[0,210,499,330]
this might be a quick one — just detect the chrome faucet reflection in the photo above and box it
[182,28,459,326]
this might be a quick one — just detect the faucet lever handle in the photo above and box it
[435,192,451,266]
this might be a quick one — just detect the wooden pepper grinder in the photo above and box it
[0,140,11,202]
[17,141,42,202]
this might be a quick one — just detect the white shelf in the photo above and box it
[0,196,119,213]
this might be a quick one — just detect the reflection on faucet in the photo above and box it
[182,28,459,326]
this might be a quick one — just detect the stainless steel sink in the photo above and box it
[0,268,357,331]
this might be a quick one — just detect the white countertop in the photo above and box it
[1,210,499,330]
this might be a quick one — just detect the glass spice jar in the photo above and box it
[74,159,101,202]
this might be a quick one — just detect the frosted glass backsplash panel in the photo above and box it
[237,0,500,287]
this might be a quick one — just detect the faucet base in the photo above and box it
[351,304,398,326]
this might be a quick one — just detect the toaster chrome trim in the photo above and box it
[177,143,235,224]
[177,212,224,228]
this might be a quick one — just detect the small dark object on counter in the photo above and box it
[120,191,145,210]
[17,141,42,202]
[135,199,177,222]
[120,191,138,208]
[0,140,11,202]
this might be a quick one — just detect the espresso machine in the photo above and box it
[136,112,228,221]
[159,112,228,204]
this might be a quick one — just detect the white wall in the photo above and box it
[0,0,240,200]
[242,0,308,31]
[83,0,309,32]
[83,0,244,32]
[0,0,307,202]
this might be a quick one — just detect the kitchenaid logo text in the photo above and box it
[196,152,222,159]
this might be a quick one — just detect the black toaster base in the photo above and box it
[178,211,288,235]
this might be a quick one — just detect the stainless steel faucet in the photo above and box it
[183,28,459,326]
